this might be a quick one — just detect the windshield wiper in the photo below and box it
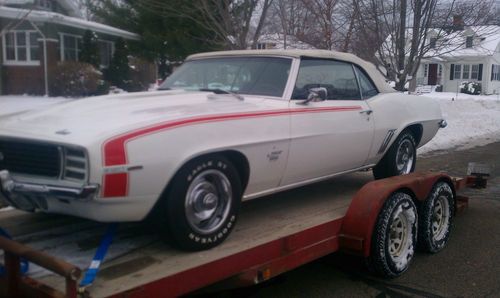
[157,87,171,90]
[199,88,244,101]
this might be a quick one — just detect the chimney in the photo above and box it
[453,15,465,31]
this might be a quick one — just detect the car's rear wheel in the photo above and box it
[373,130,416,179]
[157,154,241,251]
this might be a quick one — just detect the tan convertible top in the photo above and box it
[187,49,395,93]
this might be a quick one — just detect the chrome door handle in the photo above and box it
[360,110,373,115]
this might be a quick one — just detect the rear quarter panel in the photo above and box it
[366,93,442,165]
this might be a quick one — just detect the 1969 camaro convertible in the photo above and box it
[0,50,445,250]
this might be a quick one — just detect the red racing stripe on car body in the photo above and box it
[103,173,129,197]
[101,106,361,198]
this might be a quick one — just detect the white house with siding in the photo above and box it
[415,25,500,95]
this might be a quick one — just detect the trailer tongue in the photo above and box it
[0,172,483,298]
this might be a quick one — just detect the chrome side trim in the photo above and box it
[243,164,376,201]
[378,129,396,154]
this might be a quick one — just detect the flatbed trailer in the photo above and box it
[0,171,482,298]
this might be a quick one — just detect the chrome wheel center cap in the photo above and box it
[203,193,218,209]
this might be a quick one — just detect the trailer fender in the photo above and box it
[339,172,454,257]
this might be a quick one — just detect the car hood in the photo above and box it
[0,90,275,146]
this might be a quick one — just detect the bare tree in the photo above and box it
[133,0,274,49]
[75,0,99,21]
[266,0,362,51]
[265,0,312,48]
[354,0,496,91]
[298,0,342,50]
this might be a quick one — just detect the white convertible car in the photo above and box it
[0,50,445,250]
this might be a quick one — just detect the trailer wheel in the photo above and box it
[373,131,416,179]
[158,155,241,251]
[367,192,417,278]
[418,182,454,253]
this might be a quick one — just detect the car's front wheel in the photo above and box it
[157,154,241,251]
[373,130,416,179]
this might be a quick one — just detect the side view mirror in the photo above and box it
[297,87,328,105]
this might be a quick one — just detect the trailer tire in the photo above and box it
[373,131,416,179]
[367,192,418,278]
[418,182,454,253]
[158,154,241,251]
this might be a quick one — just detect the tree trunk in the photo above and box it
[394,0,407,91]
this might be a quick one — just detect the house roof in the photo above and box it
[429,26,500,59]
[188,49,395,93]
[381,25,500,62]
[0,6,140,40]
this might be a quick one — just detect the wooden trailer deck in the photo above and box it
[0,172,372,297]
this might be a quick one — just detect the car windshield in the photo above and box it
[159,57,292,97]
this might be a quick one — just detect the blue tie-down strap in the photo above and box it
[0,227,29,276]
[79,223,118,289]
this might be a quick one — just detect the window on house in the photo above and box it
[452,64,481,80]
[257,43,266,49]
[429,37,437,49]
[492,65,500,81]
[471,64,479,80]
[60,34,82,61]
[98,41,114,67]
[423,64,428,77]
[2,31,40,64]
[454,64,462,79]
[466,36,473,48]
[462,64,470,79]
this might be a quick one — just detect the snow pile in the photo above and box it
[0,95,70,117]
[418,92,500,155]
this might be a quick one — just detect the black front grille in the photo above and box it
[0,140,61,178]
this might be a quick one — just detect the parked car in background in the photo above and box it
[0,50,445,250]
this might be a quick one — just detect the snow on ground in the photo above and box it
[0,95,70,117]
[417,92,500,155]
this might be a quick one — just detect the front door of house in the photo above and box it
[428,64,438,85]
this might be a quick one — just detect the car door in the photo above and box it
[281,58,375,186]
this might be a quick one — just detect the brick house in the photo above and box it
[0,0,140,95]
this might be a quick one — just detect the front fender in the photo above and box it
[339,172,454,257]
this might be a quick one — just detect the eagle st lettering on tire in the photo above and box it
[158,155,242,251]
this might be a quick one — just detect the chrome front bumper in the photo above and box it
[0,170,99,212]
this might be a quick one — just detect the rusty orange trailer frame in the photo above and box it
[0,172,478,298]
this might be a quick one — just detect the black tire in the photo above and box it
[367,192,418,278]
[157,154,241,251]
[418,182,454,253]
[373,130,417,180]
